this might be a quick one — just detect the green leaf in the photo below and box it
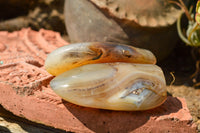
[195,13,200,25]
[196,1,200,25]
[196,0,200,14]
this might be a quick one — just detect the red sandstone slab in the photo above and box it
[0,28,197,132]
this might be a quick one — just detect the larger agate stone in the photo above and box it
[45,42,167,111]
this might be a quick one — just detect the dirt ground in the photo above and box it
[158,41,200,131]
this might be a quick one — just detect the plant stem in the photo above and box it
[178,0,193,21]
[188,22,199,42]
[177,14,191,44]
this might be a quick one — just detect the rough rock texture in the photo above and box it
[167,85,200,131]
[0,28,197,132]
[0,0,66,33]
[0,105,66,133]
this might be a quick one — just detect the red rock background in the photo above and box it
[0,28,197,132]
